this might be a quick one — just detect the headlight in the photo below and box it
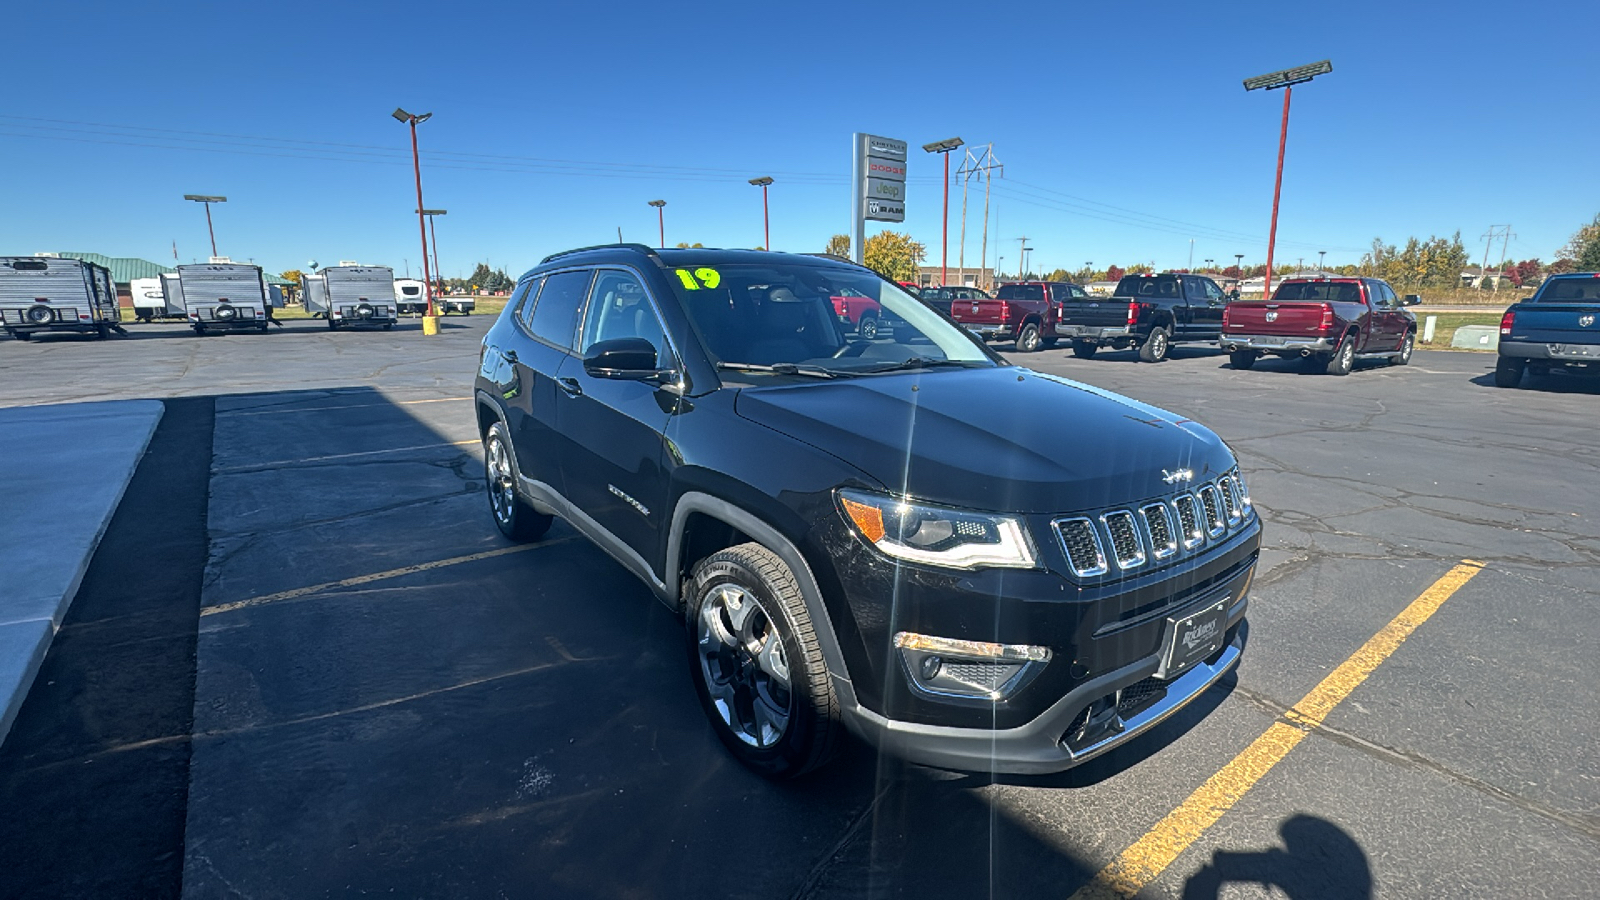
[836,489,1037,570]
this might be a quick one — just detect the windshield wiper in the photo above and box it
[863,357,982,374]
[716,362,843,379]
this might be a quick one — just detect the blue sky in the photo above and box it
[3,0,1596,281]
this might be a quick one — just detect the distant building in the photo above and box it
[917,265,995,290]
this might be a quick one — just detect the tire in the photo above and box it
[1071,340,1099,359]
[1229,349,1259,370]
[327,318,340,330]
[484,421,553,542]
[1493,357,1525,389]
[95,324,109,340]
[1390,331,1414,366]
[1138,324,1170,362]
[12,331,30,341]
[1324,334,1356,376]
[383,323,394,331]
[1015,321,1042,353]
[858,314,879,340]
[686,542,841,779]
[193,324,207,336]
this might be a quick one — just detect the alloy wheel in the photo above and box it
[486,437,516,526]
[696,584,791,748]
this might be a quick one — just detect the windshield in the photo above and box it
[666,262,994,374]
[1533,277,1600,302]
[1272,281,1363,303]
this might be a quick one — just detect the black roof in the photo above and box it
[537,245,868,272]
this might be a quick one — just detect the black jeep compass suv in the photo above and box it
[475,245,1259,778]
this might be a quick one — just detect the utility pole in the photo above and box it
[957,144,1002,290]
[1189,239,1195,270]
[1481,225,1511,289]
[1497,226,1515,290]
[1016,236,1029,280]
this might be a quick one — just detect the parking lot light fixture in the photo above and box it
[923,138,963,285]
[394,108,437,323]
[748,177,773,251]
[1243,60,1331,297]
[183,195,226,257]
[648,200,666,248]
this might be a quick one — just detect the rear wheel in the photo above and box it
[484,421,553,541]
[1493,357,1525,388]
[858,314,879,340]
[1138,324,1170,362]
[1390,332,1414,366]
[1071,340,1098,359]
[1324,335,1356,376]
[1229,349,1259,370]
[687,542,841,779]
[1015,321,1042,352]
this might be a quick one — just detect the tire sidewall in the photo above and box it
[686,555,818,777]
[1017,322,1041,352]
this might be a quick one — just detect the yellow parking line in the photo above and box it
[200,537,577,617]
[1069,559,1486,900]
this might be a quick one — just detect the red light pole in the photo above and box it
[393,108,435,320]
[1243,61,1330,298]
[749,177,773,250]
[183,195,226,257]
[923,138,963,286]
[648,200,666,248]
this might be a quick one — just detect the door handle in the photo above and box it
[502,348,519,364]
[557,377,583,397]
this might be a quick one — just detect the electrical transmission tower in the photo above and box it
[956,145,1003,290]
[1481,225,1514,289]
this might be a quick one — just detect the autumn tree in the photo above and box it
[279,269,304,287]
[673,242,705,249]
[1046,268,1072,282]
[825,234,851,258]
[862,231,926,283]
[1105,264,1126,282]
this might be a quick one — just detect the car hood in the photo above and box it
[733,366,1236,515]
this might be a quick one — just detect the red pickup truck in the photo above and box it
[1220,277,1420,375]
[949,281,1087,352]
[832,288,893,339]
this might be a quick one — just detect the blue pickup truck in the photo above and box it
[1495,273,1600,388]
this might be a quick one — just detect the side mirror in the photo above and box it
[583,337,669,381]
[1402,294,1422,306]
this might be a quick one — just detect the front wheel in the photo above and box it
[484,421,553,542]
[1229,349,1259,370]
[1390,332,1414,366]
[1071,340,1098,359]
[687,543,841,779]
[1493,357,1525,389]
[1015,321,1042,352]
[1138,324,1170,362]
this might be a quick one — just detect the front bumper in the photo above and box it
[844,606,1247,774]
[1056,324,1132,340]
[1220,334,1335,353]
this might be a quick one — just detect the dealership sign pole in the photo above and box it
[851,133,907,264]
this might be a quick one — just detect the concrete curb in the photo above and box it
[0,400,166,747]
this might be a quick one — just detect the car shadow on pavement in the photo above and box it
[1180,814,1372,899]
[1467,370,1600,394]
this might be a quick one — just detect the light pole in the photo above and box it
[748,177,772,250]
[417,209,447,298]
[1204,258,1214,272]
[922,137,964,286]
[1234,253,1244,278]
[393,107,436,323]
[1085,261,1093,283]
[1318,250,1326,273]
[648,200,666,248]
[1243,60,1332,297]
[1021,245,1033,279]
[183,195,226,257]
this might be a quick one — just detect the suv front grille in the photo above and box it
[1052,469,1253,581]
[1055,518,1108,577]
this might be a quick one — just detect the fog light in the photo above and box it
[895,631,1051,704]
[920,655,943,679]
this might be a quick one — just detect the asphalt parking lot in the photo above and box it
[1,318,1597,898]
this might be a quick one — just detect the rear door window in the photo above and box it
[523,269,593,351]
[996,284,1044,302]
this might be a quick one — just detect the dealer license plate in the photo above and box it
[1157,599,1229,679]
[1253,336,1284,346]
[1550,344,1598,358]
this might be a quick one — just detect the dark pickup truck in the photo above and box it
[1495,272,1600,388]
[1055,273,1228,362]
[1220,277,1419,375]
[949,281,1083,352]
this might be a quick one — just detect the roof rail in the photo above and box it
[540,243,659,265]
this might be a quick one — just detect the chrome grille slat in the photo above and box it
[1197,485,1226,538]
[1217,475,1241,526]
[1141,503,1178,559]
[1174,494,1204,549]
[1101,511,1145,569]
[1054,518,1108,577]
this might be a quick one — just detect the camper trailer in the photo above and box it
[318,265,397,330]
[394,278,427,315]
[302,273,329,317]
[1,256,123,340]
[177,260,270,334]
[160,272,186,319]
[131,275,183,321]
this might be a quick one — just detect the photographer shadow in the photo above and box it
[1182,814,1371,900]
